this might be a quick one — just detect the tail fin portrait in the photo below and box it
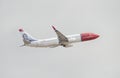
[19,28,37,46]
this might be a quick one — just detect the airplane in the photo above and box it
[19,26,99,48]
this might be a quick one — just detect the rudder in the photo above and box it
[19,28,37,45]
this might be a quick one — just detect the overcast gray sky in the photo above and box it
[0,0,120,78]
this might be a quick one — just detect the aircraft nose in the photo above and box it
[81,33,99,41]
[92,34,99,39]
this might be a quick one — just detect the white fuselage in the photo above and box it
[27,34,81,47]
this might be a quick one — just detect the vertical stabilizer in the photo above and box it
[19,28,37,45]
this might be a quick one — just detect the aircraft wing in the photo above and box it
[52,26,69,46]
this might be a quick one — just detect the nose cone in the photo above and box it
[81,33,99,41]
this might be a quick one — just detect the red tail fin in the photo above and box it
[19,28,24,32]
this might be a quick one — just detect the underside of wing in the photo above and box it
[52,26,69,47]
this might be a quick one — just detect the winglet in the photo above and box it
[52,26,56,30]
